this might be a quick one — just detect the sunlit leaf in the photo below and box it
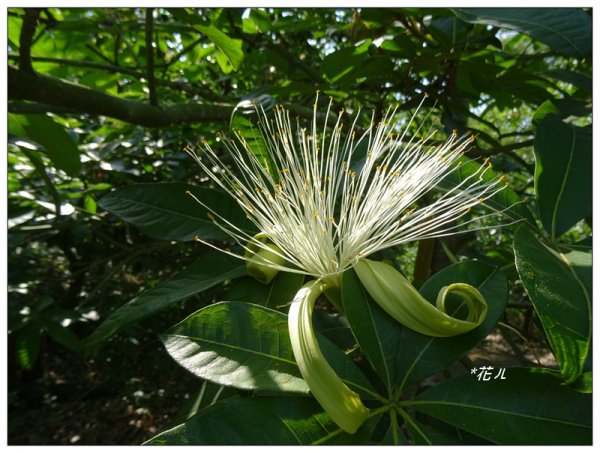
[195,24,244,72]
[14,323,43,370]
[9,113,80,177]
[161,301,375,397]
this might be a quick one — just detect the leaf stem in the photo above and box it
[389,406,400,445]
[396,406,431,445]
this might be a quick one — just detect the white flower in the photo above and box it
[186,95,509,433]
[187,94,506,281]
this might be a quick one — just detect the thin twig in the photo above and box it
[145,8,158,106]
[85,43,115,65]
[163,36,203,73]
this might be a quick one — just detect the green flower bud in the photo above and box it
[354,258,487,337]
[288,280,369,433]
[244,234,285,284]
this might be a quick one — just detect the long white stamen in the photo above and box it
[188,97,509,279]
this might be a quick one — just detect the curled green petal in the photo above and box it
[354,258,487,337]
[244,234,285,284]
[436,283,487,324]
[288,280,369,434]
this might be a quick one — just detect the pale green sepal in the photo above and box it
[288,280,369,434]
[354,258,487,337]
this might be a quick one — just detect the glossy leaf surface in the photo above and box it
[98,183,253,241]
[84,253,245,353]
[411,368,592,445]
[514,226,591,383]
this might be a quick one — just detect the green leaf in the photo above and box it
[83,195,97,214]
[248,9,272,33]
[170,381,238,426]
[162,301,309,393]
[14,322,43,370]
[42,320,81,352]
[98,183,254,242]
[380,35,419,59]
[532,100,560,124]
[342,261,507,393]
[494,68,552,106]
[145,396,380,445]
[195,24,244,72]
[321,40,371,83]
[225,272,305,309]
[161,301,375,396]
[569,371,592,394]
[380,416,411,445]
[411,368,592,445]
[167,8,209,26]
[8,113,80,177]
[513,226,591,383]
[453,8,592,58]
[405,418,464,445]
[8,14,21,47]
[534,116,592,239]
[542,69,592,92]
[83,252,245,353]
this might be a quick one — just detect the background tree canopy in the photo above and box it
[7,7,592,445]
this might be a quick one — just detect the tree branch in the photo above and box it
[499,138,535,153]
[8,54,228,102]
[19,8,41,73]
[8,101,81,115]
[8,65,232,127]
[145,8,158,106]
[85,43,114,65]
[479,139,535,173]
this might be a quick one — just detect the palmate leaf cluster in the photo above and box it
[7,7,591,445]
